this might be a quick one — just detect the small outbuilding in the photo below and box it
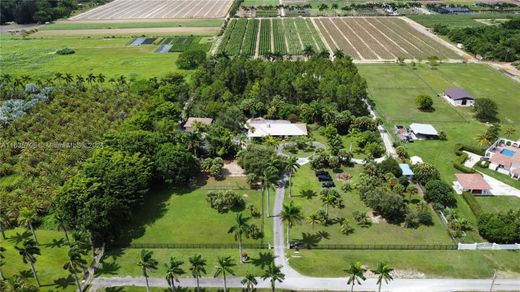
[184,117,213,131]
[410,123,439,140]
[399,164,414,179]
[454,173,491,195]
[410,156,423,165]
[443,87,475,107]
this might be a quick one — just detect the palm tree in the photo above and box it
[345,262,367,292]
[15,239,41,287]
[321,192,336,216]
[86,73,96,85]
[214,256,236,292]
[303,45,315,58]
[54,213,69,242]
[241,273,258,292]
[54,72,63,83]
[261,263,285,292]
[228,213,251,263]
[18,207,38,244]
[475,133,491,147]
[165,256,184,292]
[0,246,6,280]
[189,254,207,292]
[371,262,394,292]
[504,126,516,138]
[281,201,303,248]
[307,214,322,229]
[64,73,74,85]
[262,166,279,217]
[97,73,106,83]
[0,208,8,240]
[63,246,85,291]
[286,156,299,198]
[137,249,158,292]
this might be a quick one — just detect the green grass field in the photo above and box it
[39,20,223,30]
[242,0,278,6]
[287,164,453,245]
[118,177,272,246]
[0,35,213,79]
[474,196,520,213]
[1,228,88,291]
[289,249,520,278]
[409,13,520,28]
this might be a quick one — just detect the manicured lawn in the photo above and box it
[474,196,520,213]
[358,63,520,241]
[1,228,89,291]
[118,178,272,246]
[40,20,223,30]
[98,248,267,277]
[287,164,454,245]
[289,249,520,278]
[0,35,213,79]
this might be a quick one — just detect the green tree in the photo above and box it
[0,246,5,281]
[503,126,516,138]
[474,98,498,122]
[412,163,440,185]
[345,262,366,292]
[286,156,300,198]
[415,94,434,111]
[281,201,304,247]
[137,249,158,292]
[228,213,251,263]
[15,239,41,287]
[0,208,8,240]
[18,207,38,244]
[176,50,206,69]
[371,262,394,292]
[262,166,279,218]
[189,254,207,292]
[261,263,285,292]
[214,256,236,292]
[155,143,199,184]
[54,212,69,242]
[63,246,86,291]
[424,180,456,208]
[165,257,185,292]
[241,273,258,292]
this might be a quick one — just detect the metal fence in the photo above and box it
[311,244,457,250]
[116,242,268,249]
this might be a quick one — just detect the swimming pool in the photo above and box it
[500,149,516,157]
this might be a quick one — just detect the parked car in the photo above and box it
[315,171,329,176]
[322,181,335,188]
[317,175,332,181]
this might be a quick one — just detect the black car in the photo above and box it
[317,175,332,181]
[315,171,329,176]
[322,181,335,188]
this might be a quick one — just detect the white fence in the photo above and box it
[458,243,520,250]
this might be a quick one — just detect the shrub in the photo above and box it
[176,49,206,69]
[474,98,498,122]
[412,163,440,185]
[424,180,457,208]
[56,47,75,55]
[206,191,246,213]
[462,192,483,218]
[340,221,355,235]
[416,94,434,111]
[352,211,371,227]
[478,209,520,244]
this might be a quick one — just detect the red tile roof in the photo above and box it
[456,174,491,190]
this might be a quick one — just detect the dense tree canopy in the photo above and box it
[478,209,520,244]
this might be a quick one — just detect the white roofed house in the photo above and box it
[485,138,520,180]
[245,118,308,138]
[184,117,213,131]
[409,123,439,140]
[443,87,475,107]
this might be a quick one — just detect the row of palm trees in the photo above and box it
[0,72,128,90]
[137,250,285,292]
[346,262,394,292]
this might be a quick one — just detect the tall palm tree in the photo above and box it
[15,239,41,287]
[64,73,74,85]
[261,263,285,292]
[286,156,299,198]
[321,192,336,216]
[54,213,69,242]
[503,126,516,138]
[63,246,85,291]
[165,256,184,292]
[0,246,6,280]
[137,249,158,292]
[214,256,236,292]
[281,201,303,248]
[54,72,63,83]
[262,166,279,217]
[475,133,491,147]
[345,262,367,292]
[303,45,315,58]
[189,254,207,292]
[228,213,251,263]
[18,207,38,244]
[307,214,323,229]
[97,73,106,83]
[241,273,257,292]
[371,262,394,292]
[86,73,96,85]
[0,208,8,240]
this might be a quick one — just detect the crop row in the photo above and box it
[241,19,259,56]
[225,19,248,55]
[272,19,287,54]
[259,19,272,56]
[294,18,323,52]
[283,19,303,55]
[218,19,237,54]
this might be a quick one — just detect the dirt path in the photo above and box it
[35,27,219,36]
[254,19,261,58]
[270,18,274,53]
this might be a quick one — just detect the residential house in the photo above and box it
[454,173,492,195]
[245,118,308,138]
[485,138,520,180]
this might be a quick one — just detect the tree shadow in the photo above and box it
[19,270,32,278]
[251,251,275,269]
[52,275,74,289]
[295,232,323,249]
[96,261,121,276]
[44,238,66,248]
[8,230,31,244]
[299,189,317,200]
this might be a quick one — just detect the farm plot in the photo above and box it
[315,17,462,61]
[259,19,272,55]
[241,19,259,56]
[169,36,194,52]
[70,0,234,20]
[224,18,248,55]
[272,19,287,54]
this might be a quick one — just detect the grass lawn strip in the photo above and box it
[474,196,520,213]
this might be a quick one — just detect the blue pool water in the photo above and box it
[500,149,516,157]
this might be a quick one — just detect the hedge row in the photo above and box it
[462,192,483,218]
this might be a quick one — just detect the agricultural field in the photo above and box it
[70,0,234,20]
[315,17,461,60]
[0,34,212,79]
[38,20,224,30]
[218,17,325,56]
[409,13,520,28]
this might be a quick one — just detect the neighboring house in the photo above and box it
[245,118,308,138]
[184,117,213,131]
[443,87,475,107]
[454,173,492,195]
[409,123,439,140]
[399,163,414,179]
[485,138,520,180]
